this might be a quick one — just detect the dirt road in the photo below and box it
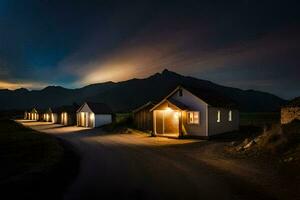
[20,121,284,200]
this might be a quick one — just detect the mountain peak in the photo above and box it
[161,68,181,76]
[162,68,170,74]
[15,88,29,92]
[42,85,66,91]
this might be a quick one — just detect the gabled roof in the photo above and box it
[151,85,238,111]
[132,101,155,113]
[78,102,113,114]
[59,105,80,113]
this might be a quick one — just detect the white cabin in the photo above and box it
[77,102,113,128]
[150,86,239,138]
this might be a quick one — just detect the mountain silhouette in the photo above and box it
[0,69,286,112]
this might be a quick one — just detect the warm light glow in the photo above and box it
[61,112,68,125]
[187,111,199,124]
[229,110,232,121]
[0,80,47,90]
[165,107,173,112]
[174,112,179,119]
[90,113,95,120]
[217,110,221,122]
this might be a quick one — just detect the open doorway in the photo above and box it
[155,109,179,137]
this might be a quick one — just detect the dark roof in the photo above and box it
[132,101,155,113]
[180,85,238,108]
[284,97,300,107]
[51,105,80,114]
[86,102,113,114]
[38,108,48,114]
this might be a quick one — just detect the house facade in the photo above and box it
[59,105,79,126]
[77,102,113,128]
[43,108,58,123]
[28,108,39,121]
[150,86,239,138]
[133,101,154,131]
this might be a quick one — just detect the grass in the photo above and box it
[0,119,78,199]
[103,113,133,132]
[115,113,132,123]
[258,120,300,155]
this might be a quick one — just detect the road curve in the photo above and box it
[20,121,275,200]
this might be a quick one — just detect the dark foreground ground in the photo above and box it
[0,120,79,200]
[19,120,299,200]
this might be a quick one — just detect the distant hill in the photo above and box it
[0,69,287,112]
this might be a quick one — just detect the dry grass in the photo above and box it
[227,120,300,162]
[257,120,300,154]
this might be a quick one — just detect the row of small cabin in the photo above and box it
[25,102,114,128]
[25,85,241,138]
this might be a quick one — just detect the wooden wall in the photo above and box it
[133,109,153,131]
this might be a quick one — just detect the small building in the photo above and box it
[77,102,113,128]
[59,105,79,126]
[43,108,58,123]
[28,108,39,121]
[132,101,155,131]
[150,86,239,138]
[281,97,300,124]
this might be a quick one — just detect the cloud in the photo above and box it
[0,80,47,90]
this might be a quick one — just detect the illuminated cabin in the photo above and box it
[77,102,113,128]
[132,101,155,131]
[44,108,58,123]
[150,86,239,139]
[58,105,79,126]
[28,108,39,121]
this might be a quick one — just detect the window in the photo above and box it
[187,112,199,124]
[217,110,221,123]
[179,89,183,97]
[228,110,232,121]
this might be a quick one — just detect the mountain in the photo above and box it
[0,69,286,112]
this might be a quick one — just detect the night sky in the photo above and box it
[0,0,299,99]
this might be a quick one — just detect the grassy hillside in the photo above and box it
[0,120,78,199]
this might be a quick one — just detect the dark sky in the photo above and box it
[0,0,299,99]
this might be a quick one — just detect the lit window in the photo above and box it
[229,110,232,121]
[217,110,221,123]
[187,112,199,124]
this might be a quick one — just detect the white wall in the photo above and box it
[170,88,208,136]
[208,108,239,136]
[95,114,112,127]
